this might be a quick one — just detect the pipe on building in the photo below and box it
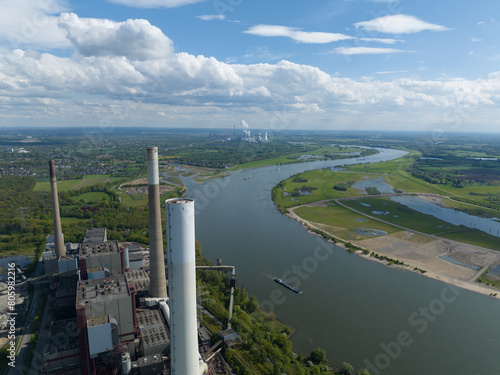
[147,147,167,299]
[48,160,66,257]
[158,299,171,327]
[124,247,130,272]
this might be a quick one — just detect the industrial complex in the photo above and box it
[36,147,234,375]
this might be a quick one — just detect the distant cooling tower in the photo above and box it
[48,160,65,257]
[166,198,205,374]
[148,147,167,299]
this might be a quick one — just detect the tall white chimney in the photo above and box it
[148,147,167,299]
[49,160,65,257]
[166,198,201,374]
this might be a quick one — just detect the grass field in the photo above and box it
[440,230,500,251]
[294,203,402,241]
[118,192,148,207]
[34,175,116,192]
[274,150,500,252]
[340,196,500,250]
[75,192,111,203]
[341,197,463,234]
[273,152,444,210]
[274,169,384,209]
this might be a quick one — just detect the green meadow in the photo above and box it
[294,202,401,241]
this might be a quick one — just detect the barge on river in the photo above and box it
[274,277,303,294]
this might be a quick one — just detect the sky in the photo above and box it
[1,0,500,133]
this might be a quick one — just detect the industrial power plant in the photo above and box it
[38,147,235,375]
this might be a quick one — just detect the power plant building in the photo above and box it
[40,152,227,375]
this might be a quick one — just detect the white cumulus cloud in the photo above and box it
[197,15,226,21]
[0,0,70,49]
[58,13,173,60]
[244,25,353,44]
[358,38,401,44]
[335,47,410,55]
[108,0,204,8]
[1,14,499,131]
[355,14,450,34]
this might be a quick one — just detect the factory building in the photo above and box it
[40,152,230,375]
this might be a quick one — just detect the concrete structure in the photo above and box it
[87,266,107,280]
[136,309,170,356]
[124,247,130,272]
[166,198,207,374]
[79,240,123,278]
[132,353,165,375]
[219,329,237,348]
[87,315,119,358]
[83,227,107,243]
[58,256,79,273]
[76,275,135,342]
[43,319,80,373]
[49,160,65,257]
[148,146,167,299]
[128,244,143,270]
[55,274,80,316]
[126,269,150,293]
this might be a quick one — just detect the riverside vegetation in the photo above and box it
[196,243,371,375]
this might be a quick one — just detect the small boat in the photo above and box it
[244,175,252,180]
[274,277,302,294]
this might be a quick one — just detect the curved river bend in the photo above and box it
[178,148,500,375]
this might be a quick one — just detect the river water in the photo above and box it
[390,195,500,238]
[179,148,500,375]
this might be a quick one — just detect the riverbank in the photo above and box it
[286,199,500,300]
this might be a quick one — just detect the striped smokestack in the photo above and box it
[147,147,167,299]
[49,160,65,257]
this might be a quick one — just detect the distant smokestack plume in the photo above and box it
[49,160,65,257]
[147,147,167,299]
[166,198,200,374]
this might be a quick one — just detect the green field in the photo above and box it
[75,191,111,203]
[340,196,500,250]
[295,202,402,241]
[273,151,500,252]
[34,175,116,192]
[274,169,384,209]
[272,152,445,210]
[341,197,464,234]
[118,192,148,207]
[440,230,500,251]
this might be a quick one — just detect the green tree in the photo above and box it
[310,348,326,364]
[340,362,354,375]
[356,369,370,375]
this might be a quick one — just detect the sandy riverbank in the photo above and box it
[286,202,500,300]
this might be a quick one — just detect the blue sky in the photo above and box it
[1,0,500,133]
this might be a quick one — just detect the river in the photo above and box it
[178,148,500,375]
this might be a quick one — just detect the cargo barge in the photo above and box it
[274,277,303,294]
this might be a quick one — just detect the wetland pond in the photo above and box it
[390,195,500,237]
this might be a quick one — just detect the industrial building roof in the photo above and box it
[79,240,119,257]
[56,274,80,295]
[136,309,170,350]
[82,227,107,244]
[87,315,110,327]
[76,274,130,306]
[125,269,150,292]
[44,319,79,355]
